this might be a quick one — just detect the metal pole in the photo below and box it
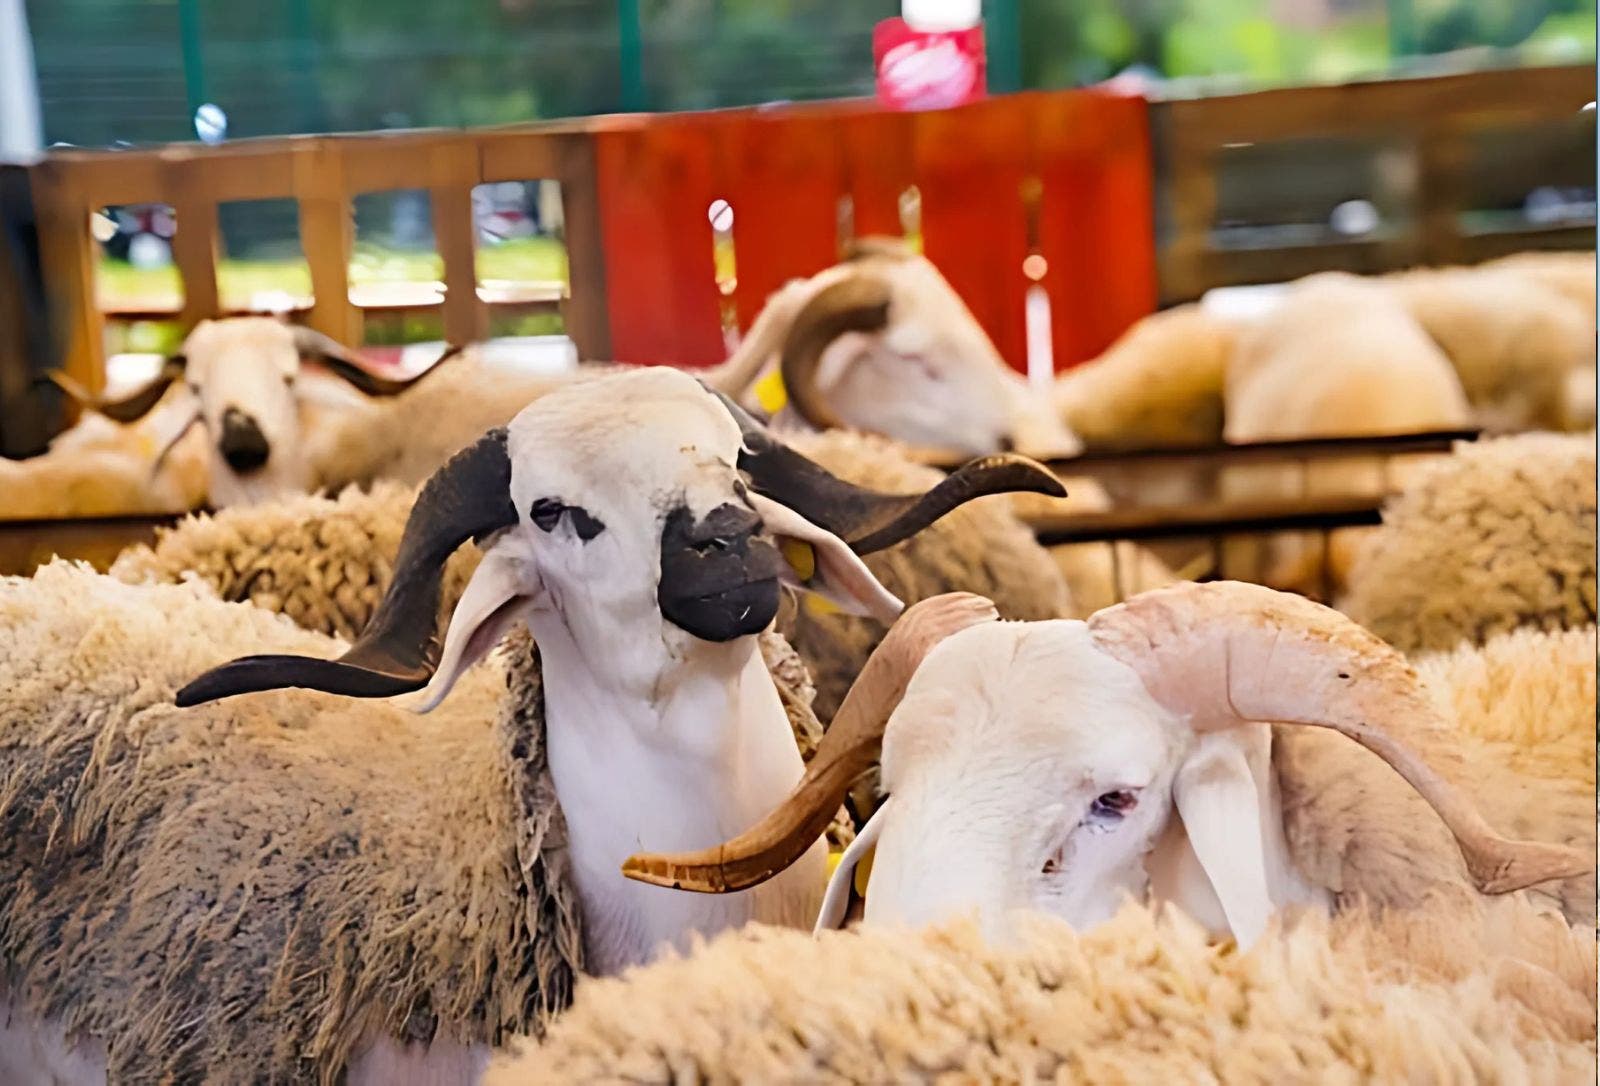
[177,0,207,121]
[986,0,1022,95]
[0,0,43,158]
[617,0,646,112]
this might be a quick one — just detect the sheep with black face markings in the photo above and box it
[0,367,1061,1084]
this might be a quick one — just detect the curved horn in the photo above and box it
[777,272,892,431]
[711,389,1066,554]
[46,359,186,424]
[293,326,462,397]
[1086,580,1592,895]
[623,592,999,893]
[175,428,518,706]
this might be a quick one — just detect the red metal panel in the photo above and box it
[1033,89,1158,369]
[593,116,726,366]
[915,95,1033,372]
[720,112,846,332]
[839,110,914,240]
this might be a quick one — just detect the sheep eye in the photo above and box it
[1089,790,1137,821]
[530,499,565,533]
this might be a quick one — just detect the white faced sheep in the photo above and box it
[0,368,1063,1084]
[626,581,1590,948]
[715,236,1082,460]
[1340,430,1597,654]
[41,316,588,509]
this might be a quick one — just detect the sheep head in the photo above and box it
[48,317,454,507]
[716,238,1080,460]
[623,581,1592,947]
[175,366,1066,710]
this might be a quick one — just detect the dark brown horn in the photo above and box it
[175,428,518,706]
[292,325,462,397]
[47,359,186,424]
[777,273,892,431]
[711,389,1065,554]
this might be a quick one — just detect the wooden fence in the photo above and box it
[6,63,1593,406]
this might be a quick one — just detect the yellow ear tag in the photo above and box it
[854,843,876,897]
[780,538,816,581]
[826,849,844,878]
[754,368,788,414]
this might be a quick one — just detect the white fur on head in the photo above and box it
[758,256,1081,458]
[847,620,1183,938]
[409,367,907,713]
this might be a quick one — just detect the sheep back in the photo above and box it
[485,894,1593,1083]
[1340,431,1597,653]
[0,562,577,1083]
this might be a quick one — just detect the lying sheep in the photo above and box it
[0,382,209,517]
[1219,272,1473,593]
[0,368,1059,1083]
[1386,263,1595,433]
[627,582,1590,948]
[1481,249,1595,319]
[486,894,1594,1083]
[1341,431,1597,653]
[718,237,1081,459]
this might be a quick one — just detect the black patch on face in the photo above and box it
[658,502,784,642]
[529,498,606,541]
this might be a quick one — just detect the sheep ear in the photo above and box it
[175,429,519,706]
[709,388,1065,553]
[745,490,903,624]
[777,271,892,431]
[815,798,891,933]
[1170,729,1275,951]
[408,544,537,712]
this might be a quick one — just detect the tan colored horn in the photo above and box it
[292,326,462,397]
[622,593,1000,893]
[1087,580,1592,895]
[47,359,186,424]
[777,272,892,431]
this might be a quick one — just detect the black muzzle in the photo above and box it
[658,503,784,642]
[218,407,271,473]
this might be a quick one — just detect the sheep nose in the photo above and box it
[218,408,271,473]
[683,503,763,552]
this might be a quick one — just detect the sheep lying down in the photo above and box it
[0,367,1064,1084]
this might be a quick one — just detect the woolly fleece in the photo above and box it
[486,892,1595,1083]
[1341,432,1596,653]
[0,562,577,1083]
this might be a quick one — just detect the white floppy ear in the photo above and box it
[1168,727,1276,950]
[747,491,903,624]
[815,797,892,934]
[407,539,539,713]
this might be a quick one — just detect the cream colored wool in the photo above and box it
[1276,623,1596,927]
[777,429,1073,721]
[111,481,474,641]
[1480,250,1596,324]
[1341,432,1597,653]
[485,893,1594,1084]
[1386,264,1594,433]
[0,562,578,1083]
[1051,302,1234,449]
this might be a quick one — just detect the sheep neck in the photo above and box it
[525,612,825,977]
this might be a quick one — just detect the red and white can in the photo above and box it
[872,15,986,111]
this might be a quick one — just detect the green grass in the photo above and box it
[96,235,570,310]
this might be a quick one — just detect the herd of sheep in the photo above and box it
[0,240,1592,1084]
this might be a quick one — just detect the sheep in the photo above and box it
[0,367,1061,1083]
[1385,262,1595,433]
[484,894,1594,1083]
[1340,430,1596,654]
[42,316,591,509]
[112,428,1081,731]
[716,236,1082,459]
[1218,271,1473,594]
[624,581,1591,950]
[0,381,209,517]
[1481,249,1595,316]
